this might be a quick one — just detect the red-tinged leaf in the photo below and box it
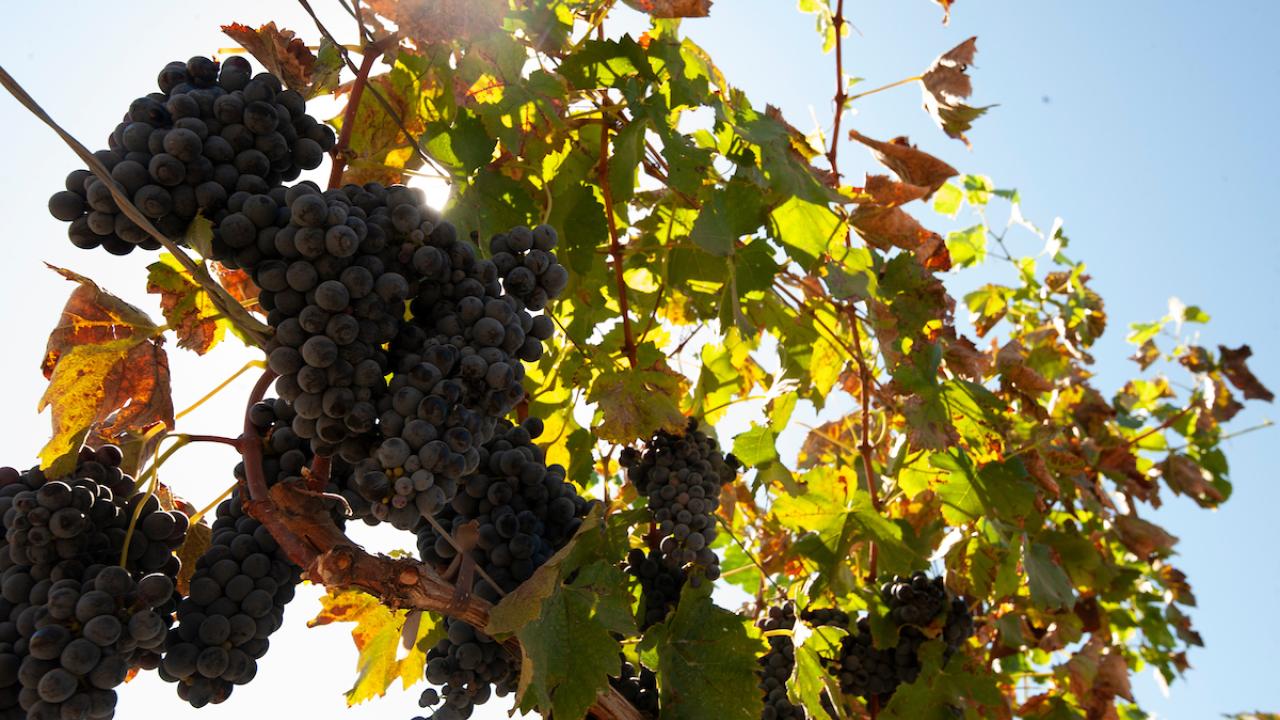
[147,254,225,355]
[1217,344,1273,401]
[1112,516,1178,560]
[38,266,172,474]
[221,23,321,95]
[330,59,427,186]
[212,262,262,315]
[1130,339,1160,370]
[1022,450,1060,497]
[622,0,713,17]
[943,334,989,380]
[919,37,994,146]
[1178,345,1213,373]
[849,131,958,197]
[364,0,506,44]
[308,587,443,705]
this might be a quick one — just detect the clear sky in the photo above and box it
[0,2,1275,719]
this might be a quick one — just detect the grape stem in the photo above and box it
[0,65,272,346]
[175,359,266,421]
[327,33,401,189]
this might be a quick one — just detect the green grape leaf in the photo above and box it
[641,583,763,720]
[1023,540,1076,610]
[770,197,843,269]
[588,367,686,444]
[690,179,766,256]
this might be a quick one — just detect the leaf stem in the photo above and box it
[847,309,881,585]
[175,360,265,421]
[0,65,271,346]
[846,75,923,103]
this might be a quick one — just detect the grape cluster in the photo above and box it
[48,56,334,256]
[619,419,740,582]
[157,489,300,708]
[254,183,413,454]
[159,397,344,708]
[411,419,595,718]
[799,607,849,629]
[486,225,569,311]
[608,656,659,717]
[0,447,187,720]
[757,602,804,720]
[15,565,176,719]
[822,573,974,705]
[623,548,685,630]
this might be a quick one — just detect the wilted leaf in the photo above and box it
[851,206,950,271]
[849,131,958,197]
[622,0,712,17]
[1130,340,1160,370]
[919,37,993,146]
[174,518,211,595]
[308,587,442,705]
[221,23,321,95]
[39,266,172,473]
[147,254,225,355]
[1162,454,1224,507]
[1218,344,1274,402]
[588,368,686,444]
[1112,516,1178,559]
[365,0,505,44]
[212,262,261,314]
[863,174,932,206]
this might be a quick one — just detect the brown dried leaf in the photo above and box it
[919,37,993,147]
[221,23,317,94]
[1113,515,1178,559]
[849,131,958,196]
[943,335,989,380]
[622,0,713,17]
[1177,345,1213,373]
[38,266,173,472]
[1129,340,1159,370]
[365,0,506,45]
[1023,450,1060,497]
[797,416,861,469]
[1217,344,1274,401]
[212,262,263,315]
[862,174,932,206]
[850,206,952,271]
[996,340,1054,394]
[1162,454,1224,506]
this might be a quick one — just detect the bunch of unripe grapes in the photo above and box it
[47,56,333,256]
[619,419,740,582]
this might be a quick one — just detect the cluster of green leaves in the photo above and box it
[23,1,1273,718]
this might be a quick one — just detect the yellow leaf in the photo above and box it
[308,588,442,705]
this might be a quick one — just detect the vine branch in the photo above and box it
[596,108,638,368]
[847,308,881,586]
[328,33,401,189]
[0,65,271,346]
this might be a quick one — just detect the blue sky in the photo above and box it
[0,2,1275,719]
